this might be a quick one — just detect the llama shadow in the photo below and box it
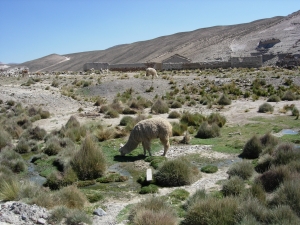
[114,154,146,162]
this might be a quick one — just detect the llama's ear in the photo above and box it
[120,143,124,147]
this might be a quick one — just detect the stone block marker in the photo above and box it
[146,168,152,181]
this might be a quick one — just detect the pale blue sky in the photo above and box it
[1,0,300,63]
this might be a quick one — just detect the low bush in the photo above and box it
[170,100,182,108]
[96,173,128,183]
[240,135,262,159]
[55,185,87,209]
[267,95,281,102]
[168,110,181,119]
[154,157,200,187]
[43,136,62,156]
[195,121,220,139]
[151,99,169,114]
[292,106,299,119]
[27,126,47,140]
[71,134,106,180]
[184,189,207,210]
[168,188,190,203]
[65,209,92,225]
[182,196,238,225]
[94,127,115,142]
[248,182,266,203]
[129,197,177,225]
[207,113,226,127]
[172,122,186,136]
[94,96,106,106]
[222,176,245,196]
[120,116,134,126]
[257,165,291,192]
[201,165,218,173]
[281,90,296,101]
[272,142,300,166]
[260,132,279,149]
[0,149,27,173]
[0,129,11,150]
[0,176,20,201]
[180,111,205,127]
[270,180,300,217]
[139,184,159,194]
[14,138,30,154]
[217,94,231,105]
[255,154,273,173]
[227,160,253,180]
[258,102,274,113]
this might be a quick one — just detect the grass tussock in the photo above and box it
[129,197,177,225]
[71,134,106,180]
[151,99,169,114]
[155,157,200,187]
[227,160,253,180]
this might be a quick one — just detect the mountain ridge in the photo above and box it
[20,10,300,72]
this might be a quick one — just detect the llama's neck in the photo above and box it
[123,135,139,152]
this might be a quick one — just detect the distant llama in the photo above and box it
[145,68,158,79]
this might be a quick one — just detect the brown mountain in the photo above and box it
[21,10,300,72]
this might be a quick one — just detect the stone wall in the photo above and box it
[83,62,109,71]
[231,56,262,68]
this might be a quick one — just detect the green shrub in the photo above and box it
[227,160,253,180]
[217,94,231,105]
[267,95,281,102]
[120,116,134,126]
[0,129,11,150]
[182,197,238,225]
[27,126,47,140]
[257,165,291,192]
[248,182,266,203]
[195,121,220,139]
[184,189,207,210]
[71,134,106,180]
[260,132,279,149]
[172,122,186,136]
[96,173,128,183]
[272,142,300,166]
[292,106,299,118]
[201,165,218,173]
[240,135,262,159]
[129,197,177,225]
[168,110,181,119]
[139,184,159,194]
[270,180,300,217]
[105,108,119,118]
[222,176,245,196]
[0,176,20,201]
[65,115,80,129]
[65,209,92,225]
[281,90,296,101]
[0,149,27,173]
[39,110,50,119]
[14,138,30,154]
[168,188,190,203]
[170,101,182,108]
[151,99,169,114]
[155,157,200,187]
[255,154,273,173]
[43,136,62,156]
[207,113,226,127]
[258,103,274,113]
[180,111,205,127]
[55,185,87,209]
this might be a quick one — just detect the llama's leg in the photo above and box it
[142,141,147,155]
[142,140,151,156]
[160,137,170,156]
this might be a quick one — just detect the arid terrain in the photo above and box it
[0,66,300,224]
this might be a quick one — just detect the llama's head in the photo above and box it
[119,143,127,156]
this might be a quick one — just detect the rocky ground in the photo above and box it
[0,70,299,224]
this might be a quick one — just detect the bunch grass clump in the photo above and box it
[227,160,253,180]
[129,197,177,225]
[207,113,226,127]
[71,134,106,180]
[258,102,274,113]
[182,196,238,225]
[222,176,245,196]
[240,135,262,159]
[217,94,231,105]
[281,90,296,101]
[155,157,200,187]
[151,99,169,114]
[195,121,220,139]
